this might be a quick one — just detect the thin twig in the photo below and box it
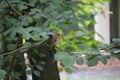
[4,0,22,16]
[6,52,18,80]
[0,47,22,57]
[0,43,42,57]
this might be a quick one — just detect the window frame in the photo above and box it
[110,0,119,42]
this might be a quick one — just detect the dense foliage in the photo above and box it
[0,0,120,80]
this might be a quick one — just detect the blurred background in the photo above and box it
[60,0,120,80]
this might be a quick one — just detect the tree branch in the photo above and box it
[6,52,18,80]
[4,0,22,16]
[0,42,42,57]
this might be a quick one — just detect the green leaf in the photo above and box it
[29,0,37,7]
[9,0,20,3]
[34,27,42,32]
[14,27,25,34]
[112,54,120,60]
[33,70,41,77]
[54,52,67,61]
[88,49,99,54]
[62,56,75,67]
[87,57,99,66]
[17,2,28,10]
[36,65,44,71]
[0,1,8,9]
[0,58,4,65]
[7,44,17,51]
[63,11,73,17]
[40,32,49,40]
[0,69,6,78]
[0,23,4,32]
[23,32,31,40]
[26,70,32,74]
[108,48,120,53]
[33,13,42,20]
[112,38,120,43]
[58,25,70,35]
[76,31,85,37]
[65,46,75,51]
[26,64,33,69]
[32,48,39,54]
[39,0,47,3]
[22,42,32,49]
[55,52,75,67]
[11,72,20,79]
[79,14,91,21]
[29,8,41,15]
[38,61,46,65]
[75,57,84,65]
[20,16,29,26]
[113,49,120,53]
[99,56,108,65]
[98,44,108,49]
[39,53,46,57]
[28,17,34,23]
[78,44,87,50]
[3,27,15,36]
[26,27,34,32]
[0,0,111,76]
[65,68,74,73]
[31,33,41,41]
[31,58,36,64]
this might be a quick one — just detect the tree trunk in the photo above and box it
[29,45,60,80]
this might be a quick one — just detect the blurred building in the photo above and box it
[95,0,120,43]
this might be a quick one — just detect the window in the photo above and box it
[110,0,120,42]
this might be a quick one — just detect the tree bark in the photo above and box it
[29,45,60,80]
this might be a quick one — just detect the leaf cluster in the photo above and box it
[0,0,115,79]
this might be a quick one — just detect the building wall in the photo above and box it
[94,3,110,44]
